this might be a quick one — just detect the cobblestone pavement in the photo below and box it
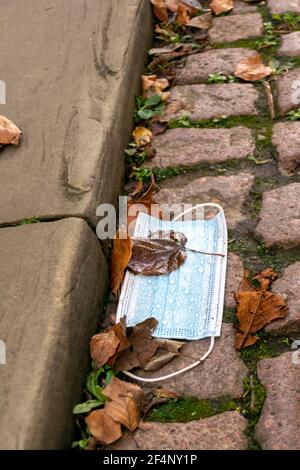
[108,0,300,451]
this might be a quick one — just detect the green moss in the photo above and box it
[147,397,238,423]
[241,374,266,450]
[153,159,246,182]
[240,337,276,371]
[153,166,189,182]
[169,114,270,130]
[227,232,300,274]
[19,217,40,225]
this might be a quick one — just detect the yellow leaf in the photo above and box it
[132,126,152,147]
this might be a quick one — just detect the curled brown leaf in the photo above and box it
[210,0,234,15]
[234,269,288,350]
[234,54,272,81]
[0,115,22,145]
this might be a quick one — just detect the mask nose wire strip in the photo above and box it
[122,336,215,383]
[120,203,225,383]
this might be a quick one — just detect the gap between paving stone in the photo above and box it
[94,0,300,451]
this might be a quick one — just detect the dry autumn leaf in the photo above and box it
[127,182,163,230]
[234,54,272,81]
[150,0,169,21]
[115,317,159,371]
[142,338,185,371]
[110,230,133,295]
[128,234,187,276]
[85,409,122,445]
[234,269,288,350]
[90,330,120,369]
[103,377,144,432]
[176,2,192,24]
[0,115,22,145]
[151,388,181,398]
[142,75,170,101]
[210,0,234,15]
[132,126,152,147]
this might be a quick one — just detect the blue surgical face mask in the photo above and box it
[116,204,227,341]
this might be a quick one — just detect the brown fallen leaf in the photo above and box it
[110,230,133,295]
[132,126,152,147]
[142,338,185,371]
[234,269,288,350]
[127,183,164,231]
[150,120,168,135]
[0,115,22,145]
[85,409,122,445]
[142,75,170,101]
[90,318,130,369]
[115,318,159,371]
[90,330,120,369]
[234,54,272,81]
[150,0,169,21]
[103,377,144,432]
[155,338,186,353]
[176,2,192,24]
[149,44,184,55]
[128,236,187,275]
[129,180,144,197]
[210,0,234,15]
[151,388,181,398]
[186,12,212,29]
[143,350,179,371]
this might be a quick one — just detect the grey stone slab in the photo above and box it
[155,172,255,229]
[0,0,151,226]
[148,127,255,168]
[226,253,244,308]
[0,218,108,449]
[255,353,300,450]
[209,13,264,43]
[132,324,248,399]
[278,32,300,57]
[265,262,300,336]
[268,0,300,14]
[110,412,248,450]
[272,122,300,175]
[255,183,300,248]
[175,48,257,85]
[276,68,300,116]
[163,84,259,122]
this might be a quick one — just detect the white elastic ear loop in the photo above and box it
[122,336,215,383]
[121,203,222,383]
[173,202,224,222]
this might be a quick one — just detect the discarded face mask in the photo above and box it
[116,203,228,382]
[117,201,227,332]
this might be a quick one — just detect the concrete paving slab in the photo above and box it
[0,0,151,226]
[0,218,108,449]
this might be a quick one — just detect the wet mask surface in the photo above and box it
[117,210,227,340]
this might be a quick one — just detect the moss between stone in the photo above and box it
[147,396,238,423]
[228,229,300,275]
[238,331,291,449]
